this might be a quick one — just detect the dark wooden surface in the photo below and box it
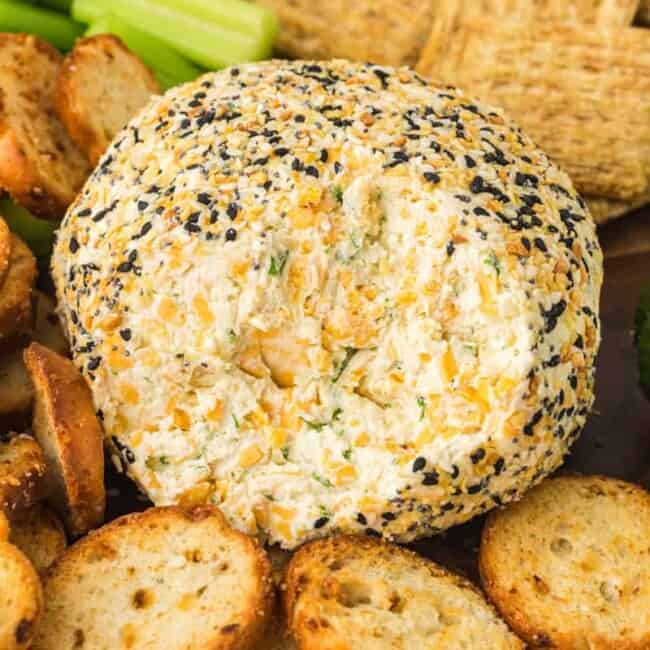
[100,206,650,579]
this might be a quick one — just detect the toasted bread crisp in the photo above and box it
[416,3,650,214]
[9,504,66,574]
[0,234,36,342]
[480,475,650,649]
[24,343,105,537]
[0,34,91,220]
[30,291,69,356]
[638,0,650,22]
[0,216,10,287]
[0,541,43,650]
[56,35,160,166]
[0,509,8,540]
[256,0,434,66]
[0,349,33,416]
[0,434,48,516]
[285,535,523,649]
[34,505,274,650]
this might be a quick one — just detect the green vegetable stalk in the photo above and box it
[72,0,275,69]
[0,0,83,50]
[0,198,57,260]
[85,15,201,89]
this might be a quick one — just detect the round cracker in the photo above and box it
[0,234,36,341]
[0,540,43,650]
[480,475,650,649]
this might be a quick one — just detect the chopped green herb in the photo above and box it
[232,414,240,429]
[281,446,290,461]
[300,416,327,431]
[313,473,333,488]
[319,504,332,517]
[463,343,478,357]
[417,396,426,421]
[332,347,358,383]
[145,455,169,470]
[264,493,275,501]
[332,185,344,203]
[227,328,237,342]
[342,448,352,461]
[484,250,502,275]
[269,250,289,276]
[332,407,343,421]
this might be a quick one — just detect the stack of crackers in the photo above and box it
[257,0,650,224]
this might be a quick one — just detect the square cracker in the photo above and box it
[440,0,639,25]
[255,0,434,66]
[416,2,650,207]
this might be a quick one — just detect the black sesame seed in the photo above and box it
[274,147,289,157]
[197,192,211,205]
[441,502,454,512]
[291,158,304,172]
[87,356,101,371]
[424,171,441,184]
[470,448,486,464]
[356,513,367,525]
[334,161,343,174]
[473,207,489,217]
[225,228,237,242]
[69,237,79,253]
[119,329,132,341]
[515,172,539,188]
[314,517,329,529]
[365,528,381,537]
[494,457,505,475]
[294,114,306,123]
[305,165,319,178]
[521,237,531,251]
[422,471,439,486]
[465,155,476,168]
[382,512,397,521]
[77,207,91,217]
[446,241,455,257]
[226,203,239,220]
[534,238,548,253]
[450,465,460,479]
[117,262,133,273]
[320,149,329,162]
[470,176,484,193]
[180,118,191,129]
[184,222,201,233]
[412,456,426,472]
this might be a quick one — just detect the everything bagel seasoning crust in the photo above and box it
[52,60,603,548]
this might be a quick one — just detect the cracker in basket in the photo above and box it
[416,2,650,212]
[255,0,434,66]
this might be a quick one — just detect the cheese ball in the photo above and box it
[52,60,603,548]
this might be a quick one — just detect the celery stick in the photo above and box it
[85,15,201,89]
[156,0,278,42]
[37,0,72,11]
[72,0,271,68]
[0,0,83,50]
[0,199,57,259]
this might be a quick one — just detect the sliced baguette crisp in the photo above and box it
[24,342,105,537]
[480,475,650,649]
[0,34,91,220]
[638,0,650,22]
[9,504,66,574]
[416,3,650,211]
[0,434,48,516]
[30,290,68,356]
[55,35,160,166]
[0,234,36,342]
[256,0,435,66]
[0,508,8,540]
[34,505,274,650]
[0,540,43,650]
[0,349,33,416]
[0,215,10,287]
[285,535,523,649]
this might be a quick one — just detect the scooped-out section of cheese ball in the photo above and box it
[52,60,603,548]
